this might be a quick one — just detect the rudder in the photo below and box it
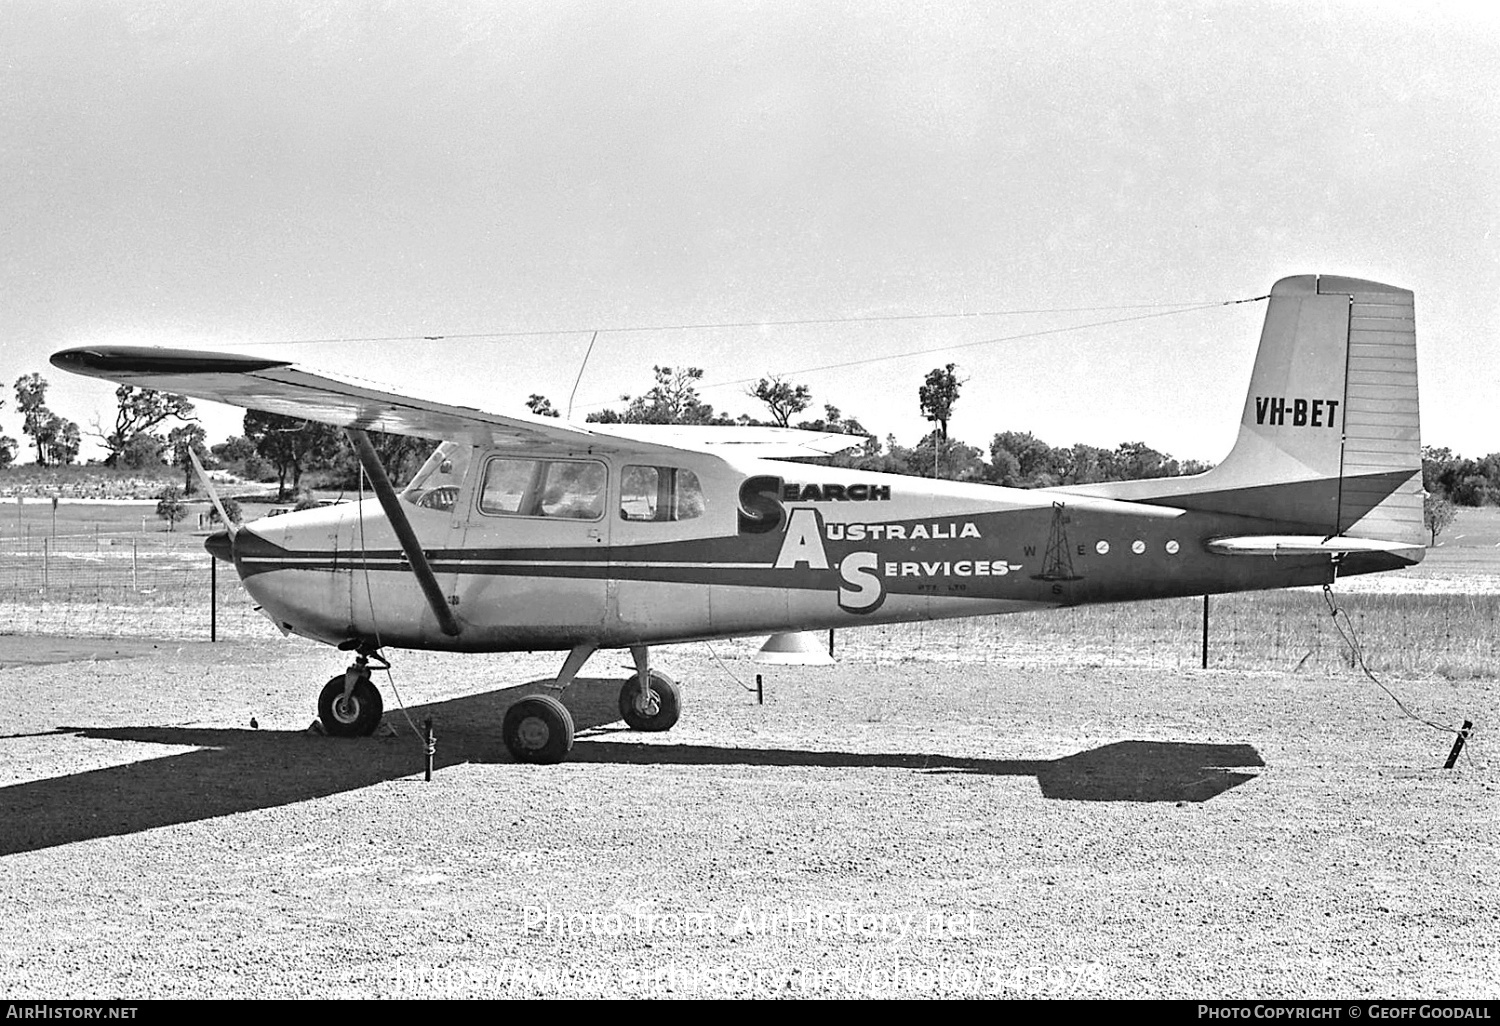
[1327,276,1422,545]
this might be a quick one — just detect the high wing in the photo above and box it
[50,346,863,459]
[587,423,863,459]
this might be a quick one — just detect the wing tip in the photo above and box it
[51,346,292,378]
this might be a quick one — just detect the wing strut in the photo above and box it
[346,429,463,638]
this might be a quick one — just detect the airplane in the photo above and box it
[51,274,1424,765]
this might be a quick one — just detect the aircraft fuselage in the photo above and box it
[221,447,1395,654]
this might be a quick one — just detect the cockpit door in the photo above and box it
[447,451,611,641]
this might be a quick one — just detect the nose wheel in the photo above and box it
[317,672,385,737]
[618,670,681,732]
[316,648,388,737]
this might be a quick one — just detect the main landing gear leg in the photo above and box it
[552,641,598,693]
[500,641,595,765]
[317,647,387,737]
[619,645,681,732]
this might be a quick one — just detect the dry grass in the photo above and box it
[726,590,1500,682]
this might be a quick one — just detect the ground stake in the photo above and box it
[1443,719,1473,770]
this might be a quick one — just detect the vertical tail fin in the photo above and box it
[1064,275,1423,546]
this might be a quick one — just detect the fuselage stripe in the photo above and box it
[237,557,770,570]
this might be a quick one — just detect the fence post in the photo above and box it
[132,540,138,591]
[210,556,217,642]
[1201,594,1210,669]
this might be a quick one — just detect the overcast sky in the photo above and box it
[3,0,1496,465]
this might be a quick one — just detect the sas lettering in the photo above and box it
[755,490,1021,615]
[737,475,785,535]
[826,521,982,541]
[883,561,1018,578]
[741,477,893,536]
[772,511,881,612]
[1253,396,1340,428]
[838,551,883,613]
[781,483,891,502]
[774,508,829,570]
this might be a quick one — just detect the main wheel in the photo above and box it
[618,671,681,732]
[503,694,575,764]
[317,674,384,737]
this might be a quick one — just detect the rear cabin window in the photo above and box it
[620,466,705,522]
[479,458,606,520]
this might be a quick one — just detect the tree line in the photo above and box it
[1420,446,1500,544]
[531,362,1214,486]
[0,375,197,473]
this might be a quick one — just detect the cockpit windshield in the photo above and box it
[399,441,472,513]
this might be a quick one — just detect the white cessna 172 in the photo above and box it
[53,274,1424,764]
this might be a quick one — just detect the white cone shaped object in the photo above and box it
[754,631,834,665]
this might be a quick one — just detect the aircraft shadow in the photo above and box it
[0,679,1262,857]
[568,739,1263,804]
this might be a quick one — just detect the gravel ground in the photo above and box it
[0,635,1495,999]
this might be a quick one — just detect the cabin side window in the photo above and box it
[478,457,606,520]
[619,466,705,522]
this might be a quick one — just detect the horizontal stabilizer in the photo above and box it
[1206,535,1424,560]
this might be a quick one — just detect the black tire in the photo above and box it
[317,674,384,737]
[502,694,575,765]
[618,671,681,732]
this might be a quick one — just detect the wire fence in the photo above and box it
[0,528,276,641]
[1,526,1496,678]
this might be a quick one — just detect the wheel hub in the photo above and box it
[516,716,551,750]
